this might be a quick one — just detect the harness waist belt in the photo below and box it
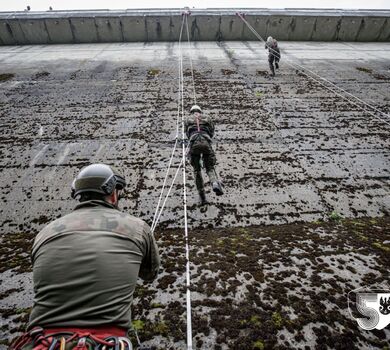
[42,325,127,337]
[189,131,212,143]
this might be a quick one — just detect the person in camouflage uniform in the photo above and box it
[265,36,281,76]
[185,105,223,205]
[11,164,160,350]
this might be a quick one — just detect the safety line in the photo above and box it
[150,145,190,233]
[150,138,178,232]
[151,16,185,233]
[181,13,193,349]
[148,10,194,350]
[236,13,390,127]
[185,14,197,105]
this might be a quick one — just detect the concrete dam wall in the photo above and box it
[0,8,390,45]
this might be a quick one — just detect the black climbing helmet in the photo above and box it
[71,163,126,199]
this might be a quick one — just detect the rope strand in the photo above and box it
[150,11,194,350]
[185,14,197,105]
[151,16,186,233]
[181,15,193,348]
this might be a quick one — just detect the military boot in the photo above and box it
[212,181,224,196]
[199,191,208,206]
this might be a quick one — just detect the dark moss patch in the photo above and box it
[356,66,389,80]
[221,69,236,75]
[34,71,50,79]
[0,231,34,273]
[256,70,268,77]
[147,69,161,78]
[156,275,177,289]
[0,287,23,299]
[0,73,15,82]
[31,215,51,225]
[372,73,390,81]
[356,67,373,73]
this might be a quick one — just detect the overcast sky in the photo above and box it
[1,0,390,11]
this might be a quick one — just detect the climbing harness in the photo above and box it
[236,12,390,127]
[10,327,134,350]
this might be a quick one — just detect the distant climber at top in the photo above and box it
[185,105,224,206]
[265,36,281,77]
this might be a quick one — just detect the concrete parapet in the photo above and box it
[0,8,389,44]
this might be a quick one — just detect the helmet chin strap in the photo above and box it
[113,190,120,209]
[195,113,201,132]
[106,190,120,208]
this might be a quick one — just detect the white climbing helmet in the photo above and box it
[190,105,202,114]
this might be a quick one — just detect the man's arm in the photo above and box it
[139,223,160,281]
[184,118,190,139]
[207,116,215,138]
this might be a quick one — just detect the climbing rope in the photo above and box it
[149,10,194,350]
[182,12,193,350]
[185,14,197,105]
[236,13,390,127]
[152,10,200,233]
[151,16,185,233]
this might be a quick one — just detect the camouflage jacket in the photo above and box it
[185,114,215,140]
[265,40,281,57]
[28,200,160,330]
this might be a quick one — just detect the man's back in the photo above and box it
[29,200,159,330]
[185,114,215,139]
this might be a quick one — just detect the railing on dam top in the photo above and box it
[0,8,389,45]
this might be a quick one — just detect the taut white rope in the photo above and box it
[151,16,185,233]
[181,14,193,348]
[185,14,197,105]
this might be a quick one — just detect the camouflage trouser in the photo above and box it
[268,52,280,74]
[189,135,218,194]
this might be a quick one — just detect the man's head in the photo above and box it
[190,105,202,115]
[71,163,126,207]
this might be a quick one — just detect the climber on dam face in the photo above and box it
[10,164,160,350]
[265,36,281,77]
[185,105,224,206]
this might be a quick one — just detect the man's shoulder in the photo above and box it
[44,206,144,227]
[202,115,213,123]
[62,207,148,233]
[33,207,149,254]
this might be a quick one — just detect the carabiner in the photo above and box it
[118,337,133,350]
[48,338,58,350]
[103,337,120,350]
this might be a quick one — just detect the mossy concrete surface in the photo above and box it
[0,42,389,348]
[1,218,389,348]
